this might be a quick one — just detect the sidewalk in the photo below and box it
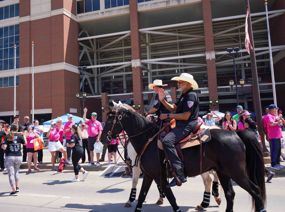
[20,148,126,172]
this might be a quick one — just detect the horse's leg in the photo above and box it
[231,174,266,212]
[135,175,153,212]
[212,171,221,206]
[216,172,235,212]
[195,172,212,210]
[155,184,164,205]
[125,165,141,207]
[156,177,181,212]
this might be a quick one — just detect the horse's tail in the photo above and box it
[236,130,266,206]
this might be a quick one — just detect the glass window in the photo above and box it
[8,76,13,86]
[111,0,116,7]
[85,0,92,12]
[93,0,100,11]
[105,0,111,9]
[0,60,2,71]
[4,37,8,48]
[15,4,19,16]
[16,76,19,86]
[0,48,3,58]
[3,48,8,58]
[0,78,3,87]
[15,25,19,35]
[0,28,2,37]
[9,25,14,35]
[4,27,8,37]
[3,77,8,87]
[3,59,8,70]
[9,4,15,17]
[0,38,3,48]
[4,6,9,19]
[0,7,3,20]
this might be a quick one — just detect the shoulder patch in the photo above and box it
[187,101,194,109]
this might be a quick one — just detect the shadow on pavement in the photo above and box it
[42,180,74,185]
[64,202,194,212]
[97,188,124,193]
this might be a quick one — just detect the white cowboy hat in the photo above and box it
[171,73,199,90]
[148,79,168,90]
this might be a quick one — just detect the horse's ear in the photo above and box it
[112,100,118,108]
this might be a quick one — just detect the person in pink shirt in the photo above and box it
[222,111,237,131]
[108,137,119,164]
[264,104,285,170]
[47,118,67,171]
[64,114,74,163]
[83,108,103,166]
[25,125,40,174]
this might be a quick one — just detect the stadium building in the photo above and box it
[0,0,284,123]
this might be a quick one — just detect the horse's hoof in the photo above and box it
[124,202,132,208]
[214,197,221,206]
[195,205,206,211]
[156,198,163,205]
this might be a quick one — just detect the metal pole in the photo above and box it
[265,0,277,105]
[32,41,35,123]
[13,44,17,117]
[233,55,239,105]
[246,0,267,153]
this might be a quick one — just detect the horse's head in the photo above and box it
[102,101,137,143]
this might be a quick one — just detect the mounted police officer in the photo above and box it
[158,73,199,187]
[146,79,172,124]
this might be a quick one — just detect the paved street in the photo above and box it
[0,163,285,212]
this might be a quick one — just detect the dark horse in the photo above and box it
[102,103,266,212]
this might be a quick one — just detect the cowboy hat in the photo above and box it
[148,79,168,90]
[171,73,198,90]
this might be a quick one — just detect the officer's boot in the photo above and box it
[169,168,187,187]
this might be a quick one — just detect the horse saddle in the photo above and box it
[157,125,213,150]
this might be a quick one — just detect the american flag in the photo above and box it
[245,4,253,54]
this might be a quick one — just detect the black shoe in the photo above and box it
[15,187,19,193]
[169,176,187,187]
[10,191,17,196]
[266,171,275,183]
[99,158,104,162]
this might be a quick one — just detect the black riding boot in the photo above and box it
[169,167,187,187]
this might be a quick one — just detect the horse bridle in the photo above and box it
[107,109,160,168]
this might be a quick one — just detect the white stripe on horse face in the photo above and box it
[127,142,137,162]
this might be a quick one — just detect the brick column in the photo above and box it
[101,93,109,122]
[202,0,219,110]
[129,0,144,113]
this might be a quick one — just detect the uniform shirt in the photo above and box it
[2,134,25,157]
[48,127,64,141]
[175,88,199,128]
[152,90,172,117]
[86,119,103,138]
[264,114,283,139]
[63,121,73,140]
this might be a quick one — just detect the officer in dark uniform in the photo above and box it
[146,79,172,123]
[158,73,199,187]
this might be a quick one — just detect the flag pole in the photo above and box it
[32,41,35,123]
[245,0,268,153]
[13,44,17,117]
[265,0,277,105]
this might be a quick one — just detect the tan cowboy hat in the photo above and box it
[171,73,199,90]
[148,79,168,90]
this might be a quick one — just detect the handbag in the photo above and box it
[94,141,103,153]
[33,138,44,151]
